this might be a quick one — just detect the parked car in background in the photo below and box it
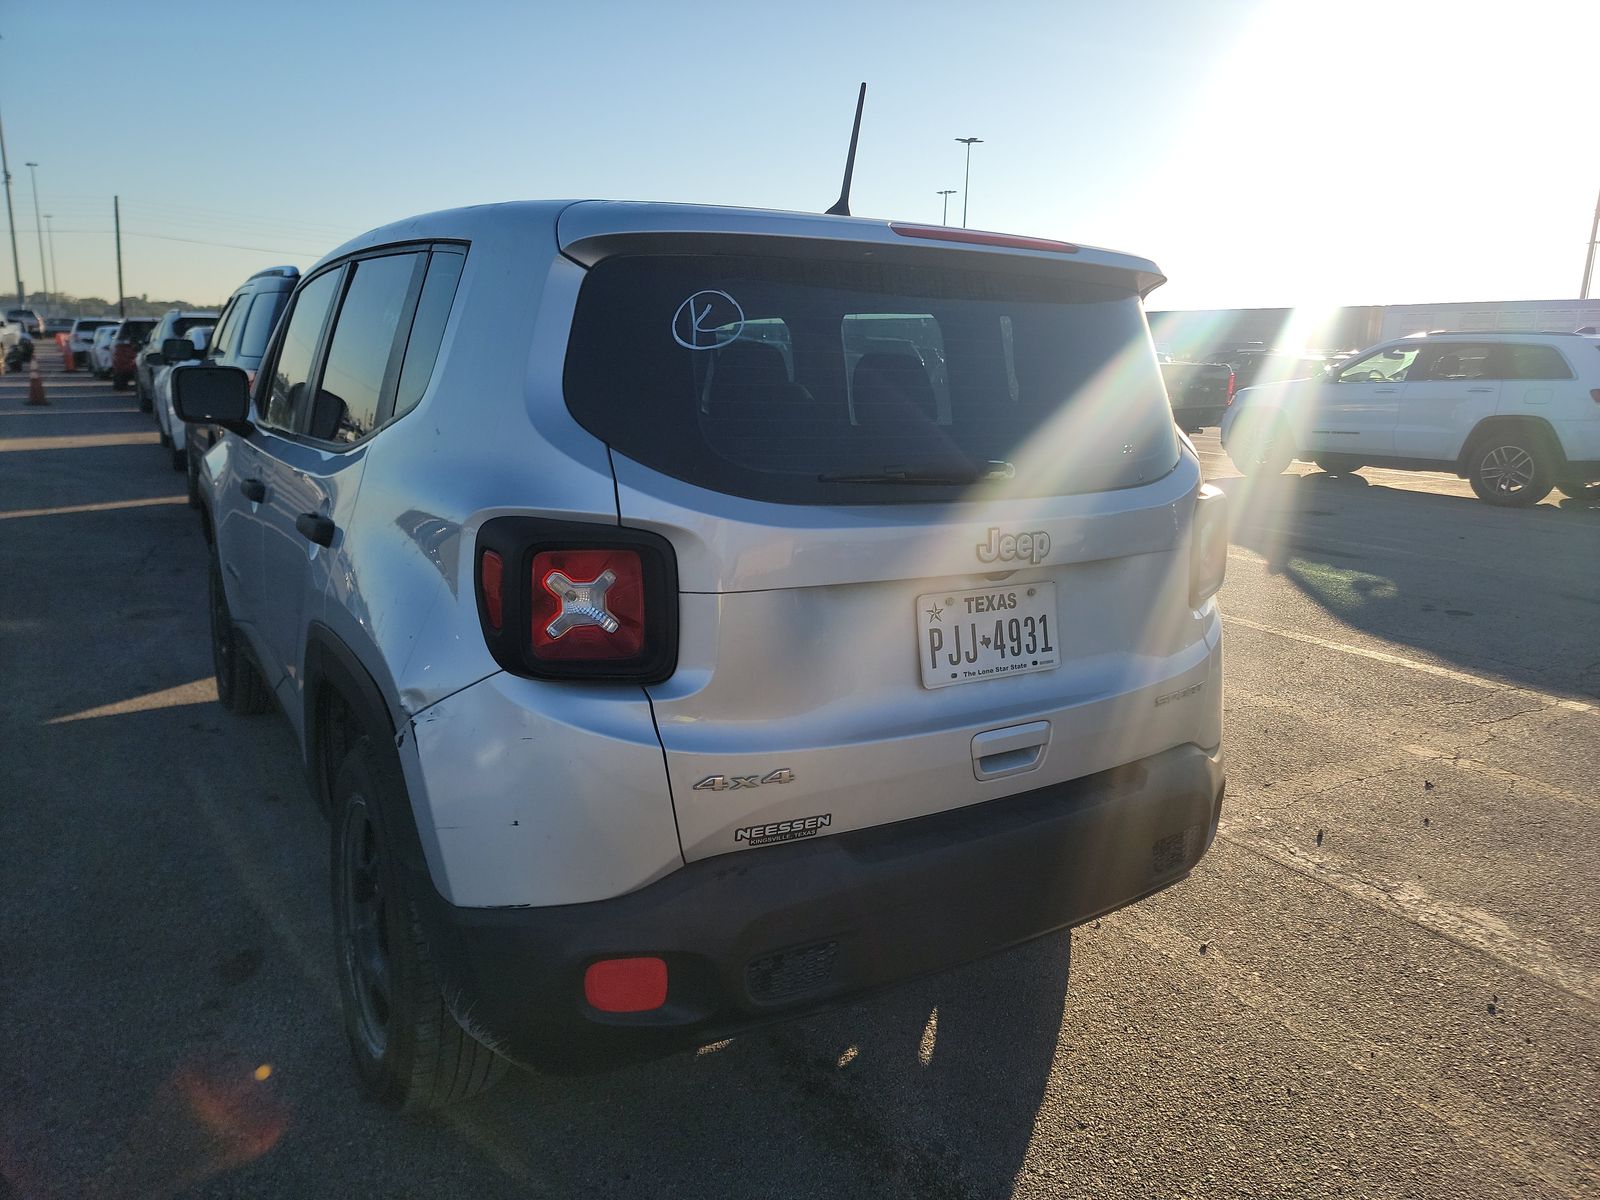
[6,307,42,335]
[154,325,213,470]
[43,317,74,339]
[68,317,120,370]
[1221,331,1600,505]
[89,324,119,377]
[1159,355,1234,431]
[172,201,1226,1109]
[0,317,30,370]
[181,265,298,507]
[135,309,217,411]
[109,317,157,390]
[1217,349,1330,391]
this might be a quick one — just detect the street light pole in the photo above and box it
[24,162,47,305]
[955,137,983,228]
[1581,186,1600,301]
[43,213,57,306]
[937,189,956,225]
[0,106,24,308]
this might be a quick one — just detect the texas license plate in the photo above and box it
[916,582,1060,690]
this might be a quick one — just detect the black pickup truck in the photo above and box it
[1158,356,1235,431]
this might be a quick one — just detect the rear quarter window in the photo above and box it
[563,252,1178,504]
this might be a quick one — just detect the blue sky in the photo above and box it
[3,0,1594,311]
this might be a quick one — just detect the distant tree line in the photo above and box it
[16,291,224,319]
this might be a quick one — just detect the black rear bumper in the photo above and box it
[417,742,1224,1073]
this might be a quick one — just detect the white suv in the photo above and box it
[173,201,1228,1109]
[1221,331,1600,504]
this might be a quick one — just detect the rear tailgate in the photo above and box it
[558,205,1219,861]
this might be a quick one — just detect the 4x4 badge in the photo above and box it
[693,769,796,791]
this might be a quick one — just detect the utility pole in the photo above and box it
[24,162,47,304]
[0,106,23,308]
[1582,186,1600,301]
[43,214,57,305]
[955,137,983,228]
[114,196,125,317]
[937,189,956,225]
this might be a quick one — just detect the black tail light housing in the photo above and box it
[474,517,679,683]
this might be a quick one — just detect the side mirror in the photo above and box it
[162,337,200,364]
[173,366,252,432]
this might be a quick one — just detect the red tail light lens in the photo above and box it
[480,550,504,631]
[474,518,678,683]
[584,957,668,1013]
[529,548,645,660]
[1226,371,1237,405]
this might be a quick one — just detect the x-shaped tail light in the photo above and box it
[543,569,621,638]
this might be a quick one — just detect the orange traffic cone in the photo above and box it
[27,362,48,406]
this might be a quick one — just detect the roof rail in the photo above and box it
[1412,328,1587,337]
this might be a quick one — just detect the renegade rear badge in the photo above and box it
[734,813,832,847]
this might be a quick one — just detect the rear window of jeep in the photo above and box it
[563,252,1177,504]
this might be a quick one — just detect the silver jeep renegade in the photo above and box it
[174,200,1228,1109]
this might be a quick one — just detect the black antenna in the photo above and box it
[826,82,867,217]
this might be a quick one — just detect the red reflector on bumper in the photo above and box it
[584,956,668,1013]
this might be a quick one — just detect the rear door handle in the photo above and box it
[239,477,266,503]
[1467,386,1494,393]
[972,721,1051,781]
[295,512,336,547]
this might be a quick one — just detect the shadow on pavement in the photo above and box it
[1211,469,1600,700]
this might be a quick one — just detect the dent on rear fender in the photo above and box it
[403,672,683,908]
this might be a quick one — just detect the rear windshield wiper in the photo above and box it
[818,461,1015,485]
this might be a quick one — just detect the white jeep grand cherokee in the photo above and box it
[174,201,1228,1109]
[1221,331,1600,504]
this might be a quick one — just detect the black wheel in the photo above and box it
[159,428,171,449]
[112,372,129,391]
[185,445,202,509]
[170,443,186,472]
[209,556,271,714]
[331,737,507,1110]
[1314,455,1363,475]
[138,383,152,412]
[1467,431,1554,507]
[1226,413,1294,476]
[1555,480,1599,503]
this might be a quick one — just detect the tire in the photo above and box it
[1226,413,1294,476]
[209,556,271,714]
[186,444,202,510]
[159,428,171,449]
[112,372,129,391]
[138,385,152,413]
[331,737,508,1110]
[1466,430,1555,507]
[171,444,187,472]
[1314,455,1363,475]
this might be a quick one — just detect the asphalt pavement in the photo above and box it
[2,361,1597,1199]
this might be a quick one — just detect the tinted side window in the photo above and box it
[239,288,289,360]
[264,270,342,432]
[392,249,465,420]
[308,252,424,444]
[207,297,243,361]
[1501,344,1573,380]
[1413,343,1493,381]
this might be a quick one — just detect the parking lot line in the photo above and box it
[0,495,187,521]
[1223,613,1599,716]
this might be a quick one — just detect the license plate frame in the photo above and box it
[915,582,1060,690]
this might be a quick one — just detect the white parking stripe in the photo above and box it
[1223,613,1599,716]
